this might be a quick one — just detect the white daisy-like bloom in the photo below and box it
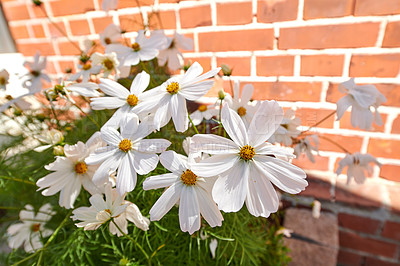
[7,204,55,253]
[68,62,102,83]
[157,31,194,71]
[71,184,127,232]
[141,62,220,132]
[293,135,319,163]
[23,51,51,93]
[269,109,301,146]
[225,81,258,128]
[106,30,167,67]
[335,152,381,184]
[189,104,219,126]
[100,24,122,47]
[190,102,308,217]
[336,78,387,130]
[101,0,118,11]
[90,71,158,129]
[45,82,100,104]
[34,128,64,152]
[86,113,171,195]
[91,52,120,78]
[36,132,105,209]
[143,150,223,234]
[0,69,9,90]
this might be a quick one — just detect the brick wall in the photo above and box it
[1,0,400,264]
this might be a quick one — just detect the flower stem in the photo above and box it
[300,110,337,135]
[188,114,199,134]
[317,134,351,154]
[71,102,101,129]
[0,175,35,185]
[218,99,223,136]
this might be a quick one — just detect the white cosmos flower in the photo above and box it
[293,135,319,163]
[91,52,120,78]
[0,69,9,90]
[34,128,64,152]
[225,81,258,128]
[71,184,127,232]
[157,31,194,71]
[100,24,122,46]
[336,78,387,130]
[36,132,105,209]
[90,71,158,129]
[190,102,308,217]
[106,30,167,67]
[143,150,223,234]
[68,62,102,83]
[7,204,55,253]
[189,104,219,126]
[335,152,381,184]
[269,109,301,146]
[23,51,51,93]
[142,62,220,132]
[86,113,171,195]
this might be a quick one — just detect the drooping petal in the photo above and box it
[59,176,82,209]
[179,185,201,234]
[116,154,137,195]
[149,182,183,221]
[170,94,189,132]
[336,95,354,120]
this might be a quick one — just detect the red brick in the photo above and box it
[381,221,400,241]
[257,0,298,23]
[388,186,400,215]
[46,61,58,74]
[248,81,322,102]
[319,134,363,153]
[335,180,385,209]
[380,165,400,182]
[92,17,114,33]
[47,21,68,38]
[365,257,400,266]
[303,0,354,19]
[69,19,91,36]
[148,11,176,30]
[58,60,76,73]
[184,57,211,72]
[119,14,144,33]
[368,139,400,159]
[279,23,380,49]
[117,0,153,8]
[216,57,251,76]
[256,56,294,76]
[32,24,46,38]
[301,55,344,76]
[31,4,47,18]
[9,25,30,39]
[293,155,330,171]
[50,0,95,17]
[298,173,332,199]
[180,5,211,29]
[199,29,274,52]
[339,111,386,132]
[338,213,381,234]
[57,41,81,56]
[217,1,252,26]
[2,4,30,21]
[350,54,400,78]
[337,249,363,265]
[16,42,55,56]
[354,0,400,16]
[339,230,397,258]
[296,108,335,128]
[383,21,400,48]
[392,116,400,134]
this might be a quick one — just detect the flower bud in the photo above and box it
[221,64,232,76]
[218,90,225,100]
[53,145,64,156]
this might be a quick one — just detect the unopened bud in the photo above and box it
[218,90,225,100]
[221,64,232,76]
[53,145,64,156]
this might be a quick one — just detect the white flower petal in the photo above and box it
[240,84,254,104]
[89,194,106,212]
[179,80,215,101]
[159,150,189,173]
[179,185,201,235]
[149,182,183,221]
[134,139,171,153]
[91,97,126,110]
[191,154,238,177]
[116,154,137,195]
[336,95,354,120]
[170,94,189,132]
[120,113,139,139]
[130,71,150,95]
[59,176,82,209]
[132,150,159,175]
[99,78,130,98]
[221,103,248,147]
[143,173,179,190]
[101,127,122,146]
[190,134,239,155]
[195,186,223,228]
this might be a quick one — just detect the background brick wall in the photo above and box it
[1,0,400,264]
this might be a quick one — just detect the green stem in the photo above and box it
[188,114,199,134]
[49,100,61,128]
[71,102,101,129]
[0,176,35,185]
[218,99,223,136]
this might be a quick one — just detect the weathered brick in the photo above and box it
[354,0,400,16]
[338,213,380,234]
[368,139,400,159]
[388,185,400,215]
[303,0,354,19]
[217,1,252,26]
[257,0,298,23]
[216,57,251,76]
[16,42,55,56]
[337,249,363,266]
[380,165,400,182]
[180,5,212,29]
[292,155,330,171]
[365,257,400,266]
[339,230,397,258]
[47,21,68,38]
[339,111,386,132]
[199,29,274,52]
[296,108,335,128]
[50,0,95,17]
[9,25,30,39]
[57,41,81,56]
[31,4,47,18]
[392,116,400,134]
[301,55,344,76]
[184,57,212,72]
[58,60,76,73]
[383,21,400,48]
[319,134,363,153]
[350,54,400,78]
[148,11,176,30]
[92,17,113,33]
[69,19,91,36]
[381,221,400,242]
[46,61,58,74]
[256,56,294,76]
[2,4,30,21]
[279,23,380,49]
[119,14,144,33]
[298,173,332,199]
[32,24,46,38]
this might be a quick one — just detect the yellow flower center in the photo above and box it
[237,107,247,117]
[119,139,132,152]
[74,162,88,174]
[82,63,92,71]
[198,105,207,112]
[240,145,255,161]
[0,77,6,85]
[166,82,179,94]
[103,59,114,70]
[104,37,112,45]
[181,169,197,186]
[127,94,139,106]
[31,223,41,232]
[5,95,13,100]
[132,42,141,52]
